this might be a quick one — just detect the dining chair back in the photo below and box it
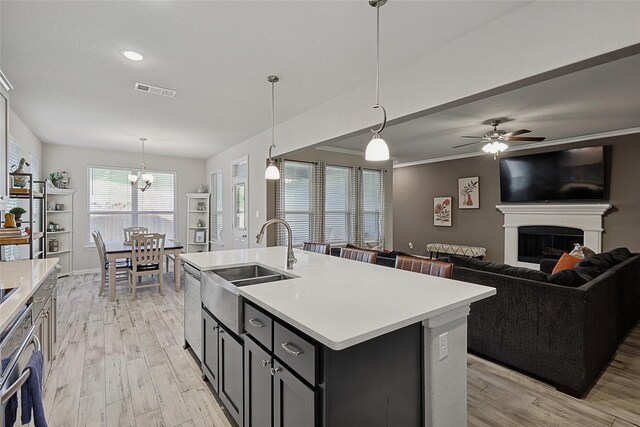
[395,255,453,279]
[124,226,148,242]
[339,247,377,264]
[128,233,166,299]
[302,242,331,255]
[92,230,128,296]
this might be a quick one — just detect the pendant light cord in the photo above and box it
[376,1,380,105]
[271,81,275,150]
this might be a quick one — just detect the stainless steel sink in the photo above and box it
[201,263,293,335]
[212,265,289,287]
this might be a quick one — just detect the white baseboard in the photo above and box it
[72,268,100,275]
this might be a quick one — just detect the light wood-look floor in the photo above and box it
[43,273,640,427]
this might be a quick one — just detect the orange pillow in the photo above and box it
[552,253,581,274]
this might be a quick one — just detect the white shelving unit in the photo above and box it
[186,193,210,253]
[46,187,75,276]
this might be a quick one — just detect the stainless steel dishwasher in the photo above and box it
[183,262,202,362]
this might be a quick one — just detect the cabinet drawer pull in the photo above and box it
[270,367,281,376]
[248,318,264,329]
[281,342,303,356]
[34,297,46,304]
[261,359,271,368]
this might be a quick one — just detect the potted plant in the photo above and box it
[49,172,62,188]
[9,207,27,227]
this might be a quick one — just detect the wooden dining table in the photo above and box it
[104,240,184,301]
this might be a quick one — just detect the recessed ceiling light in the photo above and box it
[122,50,145,61]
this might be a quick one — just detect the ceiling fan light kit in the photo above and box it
[365,0,390,162]
[129,137,154,192]
[454,119,546,158]
[265,75,281,180]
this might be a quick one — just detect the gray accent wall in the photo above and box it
[393,133,640,262]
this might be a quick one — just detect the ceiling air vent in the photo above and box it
[134,82,176,98]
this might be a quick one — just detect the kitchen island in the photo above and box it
[182,247,495,427]
[0,258,59,330]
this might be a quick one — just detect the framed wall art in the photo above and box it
[458,176,479,209]
[434,197,452,227]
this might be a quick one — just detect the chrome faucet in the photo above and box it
[256,219,297,269]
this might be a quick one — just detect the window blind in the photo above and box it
[212,172,223,241]
[281,161,313,245]
[88,166,176,242]
[363,169,384,246]
[324,166,349,243]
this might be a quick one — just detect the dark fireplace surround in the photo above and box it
[518,226,584,264]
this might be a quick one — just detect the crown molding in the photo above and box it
[393,127,640,169]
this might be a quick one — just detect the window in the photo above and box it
[363,169,383,244]
[211,172,223,242]
[324,166,350,243]
[88,166,176,243]
[282,161,313,245]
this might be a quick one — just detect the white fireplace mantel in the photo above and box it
[496,203,612,268]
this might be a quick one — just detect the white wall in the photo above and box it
[9,107,42,176]
[206,1,640,250]
[42,143,206,272]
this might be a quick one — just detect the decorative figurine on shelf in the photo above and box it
[59,171,71,189]
[9,207,26,227]
[197,201,206,211]
[48,221,59,232]
[49,171,71,189]
[11,158,31,188]
[197,219,205,228]
[3,213,17,228]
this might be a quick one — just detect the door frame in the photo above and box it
[231,156,249,249]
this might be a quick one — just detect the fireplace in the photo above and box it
[496,204,611,269]
[518,226,583,263]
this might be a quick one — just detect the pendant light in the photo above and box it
[128,138,154,192]
[365,0,390,161]
[265,75,281,180]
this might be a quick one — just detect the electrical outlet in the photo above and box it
[255,210,260,218]
[438,332,448,361]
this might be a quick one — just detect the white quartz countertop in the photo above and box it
[0,258,59,331]
[181,247,495,350]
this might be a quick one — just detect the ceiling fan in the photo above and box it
[452,119,546,157]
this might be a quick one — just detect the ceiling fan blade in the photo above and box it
[452,140,483,149]
[461,135,483,139]
[508,136,546,142]
[504,129,531,137]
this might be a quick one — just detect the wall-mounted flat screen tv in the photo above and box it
[499,146,605,202]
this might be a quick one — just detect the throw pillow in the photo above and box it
[552,253,581,274]
[569,244,597,259]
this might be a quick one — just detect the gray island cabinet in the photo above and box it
[182,247,495,427]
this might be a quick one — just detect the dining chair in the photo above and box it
[128,233,166,300]
[124,226,148,242]
[92,231,129,296]
[339,247,377,264]
[395,255,453,279]
[302,242,331,255]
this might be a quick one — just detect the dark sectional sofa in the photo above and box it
[447,248,640,397]
[330,244,640,397]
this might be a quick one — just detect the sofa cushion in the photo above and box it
[448,255,549,282]
[577,253,615,271]
[548,266,602,287]
[552,253,581,273]
[548,268,585,287]
[608,247,632,263]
